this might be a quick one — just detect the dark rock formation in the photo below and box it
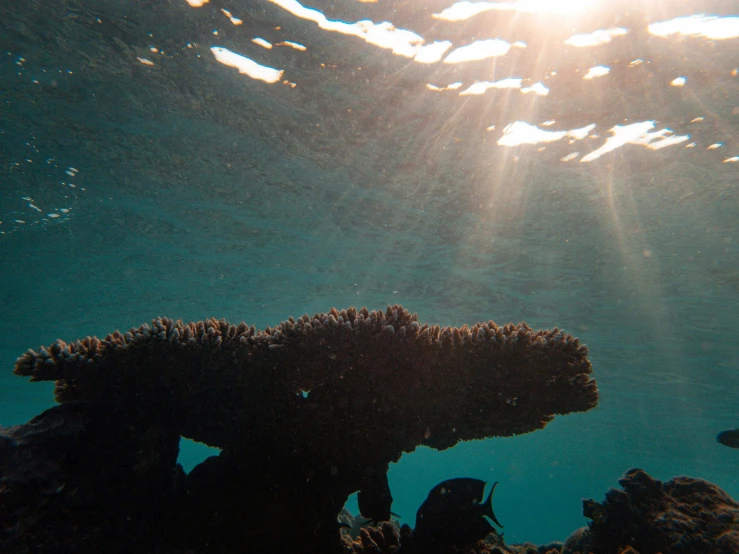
[576,468,739,554]
[561,526,593,554]
[0,404,183,554]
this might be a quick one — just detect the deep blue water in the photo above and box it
[1,0,738,546]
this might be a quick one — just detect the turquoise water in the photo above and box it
[1,0,738,547]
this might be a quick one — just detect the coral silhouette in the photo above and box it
[5,305,596,553]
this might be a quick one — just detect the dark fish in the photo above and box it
[716,429,739,448]
[413,477,502,546]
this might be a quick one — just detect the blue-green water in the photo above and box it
[1,0,738,547]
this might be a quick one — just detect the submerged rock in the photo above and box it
[0,404,182,553]
[579,468,739,554]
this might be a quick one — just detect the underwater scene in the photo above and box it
[1,0,738,552]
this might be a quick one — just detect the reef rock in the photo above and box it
[0,404,182,553]
[580,468,739,554]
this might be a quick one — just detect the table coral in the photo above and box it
[9,305,597,553]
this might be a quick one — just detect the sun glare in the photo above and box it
[210,47,284,84]
[443,39,516,64]
[433,0,597,21]
[180,0,734,167]
[565,28,627,47]
[649,15,739,40]
[583,65,610,80]
[580,122,689,162]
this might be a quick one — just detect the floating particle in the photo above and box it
[707,143,723,149]
[724,156,739,163]
[47,213,60,218]
[28,203,41,212]
[671,76,686,86]
[137,57,155,66]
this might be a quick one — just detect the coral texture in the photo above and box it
[579,468,739,554]
[15,305,597,450]
[10,305,597,552]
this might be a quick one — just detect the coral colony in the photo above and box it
[2,305,738,553]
